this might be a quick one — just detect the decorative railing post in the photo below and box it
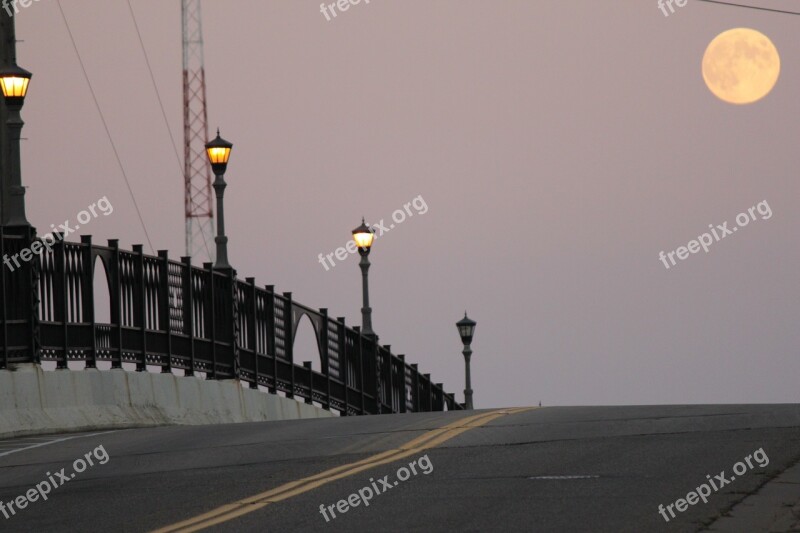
[132,245,147,372]
[229,268,239,381]
[203,262,217,379]
[158,250,172,374]
[337,316,348,415]
[0,227,7,369]
[0,226,40,367]
[108,239,122,370]
[374,339,382,415]
[30,229,40,366]
[435,383,444,411]
[354,326,366,413]
[283,292,294,398]
[424,373,433,412]
[55,232,68,370]
[265,285,277,393]
[81,235,96,370]
[411,363,419,412]
[320,308,331,410]
[181,256,195,376]
[302,361,313,404]
[246,277,258,389]
[398,354,407,413]
[382,344,393,413]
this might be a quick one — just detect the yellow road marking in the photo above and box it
[334,412,451,457]
[152,407,535,533]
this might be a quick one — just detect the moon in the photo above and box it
[702,28,780,105]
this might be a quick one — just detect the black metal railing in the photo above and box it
[0,229,461,415]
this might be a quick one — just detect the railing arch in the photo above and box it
[92,252,112,324]
[292,312,323,373]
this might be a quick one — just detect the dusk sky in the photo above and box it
[14,0,800,408]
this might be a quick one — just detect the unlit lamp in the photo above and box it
[457,312,476,346]
[456,312,476,410]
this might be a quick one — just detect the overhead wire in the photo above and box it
[56,0,155,252]
[124,0,214,260]
[695,0,800,16]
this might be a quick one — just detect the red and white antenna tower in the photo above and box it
[182,0,214,261]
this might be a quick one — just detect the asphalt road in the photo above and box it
[0,404,798,532]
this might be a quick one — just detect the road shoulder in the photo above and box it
[705,457,800,532]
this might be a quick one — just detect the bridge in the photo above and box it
[0,11,460,433]
[1,230,460,413]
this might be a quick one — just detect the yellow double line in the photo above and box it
[152,407,534,532]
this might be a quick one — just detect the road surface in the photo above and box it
[0,404,798,532]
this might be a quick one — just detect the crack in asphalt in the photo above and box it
[698,455,800,532]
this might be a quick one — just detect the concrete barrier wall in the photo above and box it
[0,364,333,439]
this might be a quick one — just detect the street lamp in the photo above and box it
[0,65,31,101]
[0,62,32,227]
[353,218,381,412]
[352,218,376,340]
[456,312,476,410]
[205,129,233,270]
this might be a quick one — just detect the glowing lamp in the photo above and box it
[352,218,375,255]
[0,64,32,103]
[205,129,233,175]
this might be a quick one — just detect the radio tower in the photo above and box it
[182,0,214,261]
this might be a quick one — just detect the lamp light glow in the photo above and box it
[352,218,375,253]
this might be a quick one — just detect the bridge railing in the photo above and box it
[0,231,461,415]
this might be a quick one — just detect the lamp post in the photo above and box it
[205,130,233,270]
[352,218,377,340]
[353,218,382,413]
[0,62,32,227]
[456,312,476,410]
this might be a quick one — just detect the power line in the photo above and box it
[56,1,155,253]
[695,0,800,16]
[125,0,183,178]
[124,0,213,260]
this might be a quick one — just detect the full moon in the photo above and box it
[702,28,780,105]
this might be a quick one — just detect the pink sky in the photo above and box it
[13,0,800,407]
